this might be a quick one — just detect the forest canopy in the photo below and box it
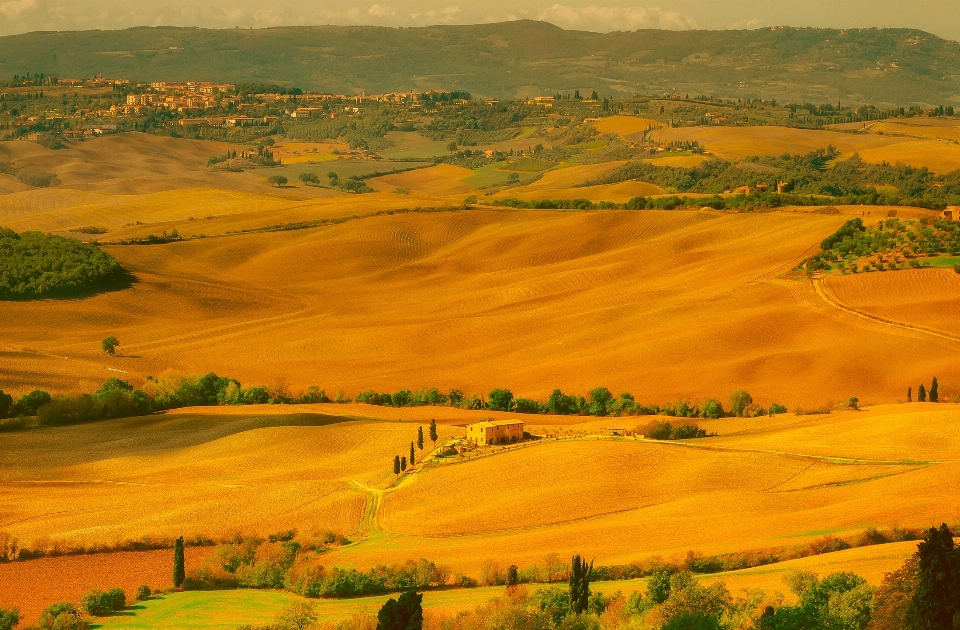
[0,227,124,300]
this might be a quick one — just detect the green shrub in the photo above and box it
[81,589,112,616]
[134,584,151,601]
[38,602,87,630]
[768,403,788,415]
[0,227,123,300]
[0,608,19,630]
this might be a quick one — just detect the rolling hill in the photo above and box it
[3,22,960,104]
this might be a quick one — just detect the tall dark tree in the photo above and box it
[507,565,519,588]
[429,419,438,449]
[409,441,415,467]
[913,523,960,630]
[569,554,593,615]
[173,536,185,588]
[0,390,12,419]
[930,377,939,403]
[401,456,407,472]
[908,386,913,403]
[377,591,423,630]
[393,455,401,476]
[919,384,927,402]
[417,426,424,451]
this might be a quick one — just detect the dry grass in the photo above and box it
[271,140,349,164]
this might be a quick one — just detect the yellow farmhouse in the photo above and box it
[466,420,524,446]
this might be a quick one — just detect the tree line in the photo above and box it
[0,376,818,433]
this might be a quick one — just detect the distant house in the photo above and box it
[466,420,524,446]
[939,206,960,221]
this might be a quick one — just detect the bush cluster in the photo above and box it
[0,226,123,299]
[80,588,125,616]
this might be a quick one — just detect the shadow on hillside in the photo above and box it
[15,410,361,468]
[0,268,138,302]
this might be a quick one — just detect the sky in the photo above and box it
[1,0,960,39]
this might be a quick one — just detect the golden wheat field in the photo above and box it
[3,128,960,625]
[4,201,960,404]
[649,125,909,162]
[0,407,455,545]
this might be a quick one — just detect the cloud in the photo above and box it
[535,4,695,32]
[368,4,397,18]
[409,5,461,25]
[0,0,37,19]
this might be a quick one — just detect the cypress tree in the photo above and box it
[913,523,960,629]
[507,565,519,587]
[401,456,407,472]
[930,377,939,403]
[417,426,424,451]
[377,591,423,630]
[173,536,185,588]
[919,384,927,402]
[429,419,438,449]
[393,455,401,476]
[409,441,415,467]
[568,554,593,615]
[908,386,913,402]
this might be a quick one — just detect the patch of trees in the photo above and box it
[186,537,449,599]
[584,146,960,208]
[491,191,846,212]
[0,374,335,430]
[803,217,960,274]
[0,226,124,299]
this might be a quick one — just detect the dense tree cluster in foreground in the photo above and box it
[2,524,955,630]
[0,227,123,299]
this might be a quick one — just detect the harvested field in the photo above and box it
[822,268,960,344]
[331,419,959,573]
[370,164,475,196]
[0,409,462,546]
[4,208,960,404]
[0,548,211,625]
[650,126,907,161]
[856,139,960,173]
[491,180,664,202]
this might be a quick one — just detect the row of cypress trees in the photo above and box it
[907,377,941,402]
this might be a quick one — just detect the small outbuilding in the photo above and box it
[939,206,960,221]
[466,420,524,446]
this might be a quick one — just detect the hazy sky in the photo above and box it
[2,0,960,39]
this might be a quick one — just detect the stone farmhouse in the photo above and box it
[466,420,524,446]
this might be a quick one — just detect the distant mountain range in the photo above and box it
[3,21,960,106]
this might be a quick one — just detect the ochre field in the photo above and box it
[2,129,960,625]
